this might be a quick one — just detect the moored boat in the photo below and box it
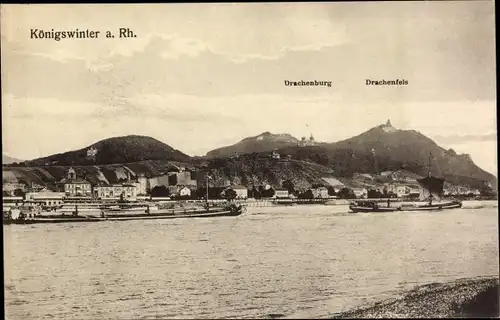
[348,153,463,213]
[349,200,402,213]
[399,200,462,211]
[4,202,246,225]
[102,204,246,221]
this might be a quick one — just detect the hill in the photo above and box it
[19,135,191,166]
[263,120,496,189]
[2,154,24,165]
[327,120,496,187]
[206,132,299,159]
[3,122,496,191]
[195,155,338,190]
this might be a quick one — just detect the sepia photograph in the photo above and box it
[2,2,498,319]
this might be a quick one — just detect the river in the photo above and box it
[4,201,498,319]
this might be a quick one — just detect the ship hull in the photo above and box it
[350,200,462,213]
[400,201,462,211]
[349,205,401,213]
[3,207,245,225]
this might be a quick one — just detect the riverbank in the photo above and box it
[331,276,499,318]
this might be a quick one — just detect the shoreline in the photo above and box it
[331,276,499,318]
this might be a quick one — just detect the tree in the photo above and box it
[367,189,383,199]
[151,185,170,197]
[251,186,262,199]
[338,187,355,199]
[298,189,314,199]
[262,187,275,198]
[224,188,237,201]
[168,174,178,186]
[327,186,337,196]
[282,179,295,195]
[13,189,25,197]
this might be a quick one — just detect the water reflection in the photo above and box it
[4,202,499,319]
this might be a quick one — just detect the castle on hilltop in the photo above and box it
[86,146,98,158]
[298,134,317,147]
[382,119,397,133]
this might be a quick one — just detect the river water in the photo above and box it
[4,201,499,319]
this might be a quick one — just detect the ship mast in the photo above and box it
[206,174,210,202]
[428,153,433,199]
[428,153,432,178]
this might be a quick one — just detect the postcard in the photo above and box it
[2,2,498,319]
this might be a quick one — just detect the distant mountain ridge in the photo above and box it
[327,120,494,183]
[5,122,496,190]
[21,135,191,166]
[206,132,300,159]
[2,154,24,165]
[205,120,496,189]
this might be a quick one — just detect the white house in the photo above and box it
[313,187,329,198]
[25,191,65,206]
[58,167,92,198]
[226,185,248,199]
[352,188,368,199]
[270,150,281,160]
[274,188,289,198]
[94,183,137,200]
[471,189,481,196]
[396,185,409,198]
[179,186,191,197]
[136,174,148,195]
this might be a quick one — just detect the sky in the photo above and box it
[1,2,497,175]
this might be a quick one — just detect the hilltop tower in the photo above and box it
[383,119,396,133]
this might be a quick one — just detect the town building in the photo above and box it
[167,185,193,197]
[396,185,408,198]
[25,191,65,206]
[274,188,289,198]
[175,171,197,187]
[270,150,281,160]
[224,185,248,199]
[136,173,148,195]
[94,183,138,200]
[178,186,192,197]
[352,187,368,199]
[149,169,197,190]
[2,182,26,195]
[58,167,92,198]
[313,186,329,198]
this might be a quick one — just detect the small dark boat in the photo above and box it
[349,200,401,213]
